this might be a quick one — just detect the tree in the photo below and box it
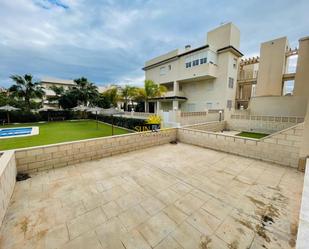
[71,77,99,106]
[102,86,120,107]
[48,85,65,108]
[9,74,45,110]
[120,85,137,111]
[138,80,167,112]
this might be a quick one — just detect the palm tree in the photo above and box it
[102,86,120,107]
[48,85,65,108]
[139,80,167,112]
[71,77,99,106]
[9,74,45,110]
[121,85,137,111]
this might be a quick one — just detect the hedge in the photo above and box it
[0,110,80,123]
[91,114,146,131]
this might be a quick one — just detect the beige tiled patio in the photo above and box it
[0,143,304,249]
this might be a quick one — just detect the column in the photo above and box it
[294,37,309,98]
[173,81,179,96]
[156,101,161,114]
[299,98,309,170]
[173,100,179,110]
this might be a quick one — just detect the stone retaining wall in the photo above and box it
[228,114,304,133]
[15,129,177,173]
[296,158,309,249]
[177,123,304,168]
[183,121,226,132]
[0,151,16,226]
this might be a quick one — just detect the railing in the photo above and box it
[230,114,304,123]
[238,70,258,81]
[123,111,152,118]
[163,91,186,97]
[181,111,208,117]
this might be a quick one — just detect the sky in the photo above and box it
[0,0,308,88]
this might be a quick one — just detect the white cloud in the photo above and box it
[0,0,308,88]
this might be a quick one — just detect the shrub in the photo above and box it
[92,114,146,130]
[0,110,80,123]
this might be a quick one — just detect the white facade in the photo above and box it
[143,22,243,113]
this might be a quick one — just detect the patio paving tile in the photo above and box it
[138,212,177,247]
[0,143,304,249]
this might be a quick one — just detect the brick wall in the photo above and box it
[15,129,177,173]
[177,123,304,168]
[183,121,226,132]
[0,151,16,226]
[177,112,220,126]
[228,114,304,133]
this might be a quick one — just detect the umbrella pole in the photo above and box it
[96,111,98,129]
[7,111,10,124]
[112,115,114,136]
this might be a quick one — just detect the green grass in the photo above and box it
[0,120,129,150]
[236,131,269,139]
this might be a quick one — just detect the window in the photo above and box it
[206,102,213,109]
[233,58,237,69]
[200,57,207,64]
[282,80,294,96]
[251,84,256,97]
[228,77,234,88]
[186,103,196,112]
[193,59,199,66]
[227,100,233,109]
[160,67,166,75]
[185,52,205,68]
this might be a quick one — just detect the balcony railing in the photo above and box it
[163,91,186,98]
[238,70,258,81]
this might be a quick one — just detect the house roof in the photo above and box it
[41,77,75,85]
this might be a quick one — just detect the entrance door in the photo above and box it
[149,102,155,113]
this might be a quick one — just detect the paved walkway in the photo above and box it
[0,143,304,249]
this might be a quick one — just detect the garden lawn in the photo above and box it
[236,131,269,139]
[0,120,129,150]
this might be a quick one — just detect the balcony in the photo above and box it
[238,70,258,82]
[163,91,186,98]
[178,63,217,82]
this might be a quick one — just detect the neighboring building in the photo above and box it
[143,22,309,117]
[143,22,243,113]
[40,77,76,108]
[236,36,309,116]
[0,87,7,94]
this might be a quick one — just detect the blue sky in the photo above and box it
[0,0,308,88]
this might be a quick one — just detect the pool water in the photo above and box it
[0,128,33,137]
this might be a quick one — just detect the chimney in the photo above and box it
[185,45,191,51]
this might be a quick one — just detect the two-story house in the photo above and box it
[41,77,76,108]
[143,22,243,113]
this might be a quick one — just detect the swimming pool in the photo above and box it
[0,127,39,139]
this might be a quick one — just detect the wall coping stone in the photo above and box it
[0,150,15,176]
[5,128,176,154]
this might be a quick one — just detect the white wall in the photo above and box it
[249,96,308,116]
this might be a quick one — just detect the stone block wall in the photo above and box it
[15,129,177,173]
[227,114,304,133]
[177,123,304,168]
[183,121,226,132]
[0,151,16,226]
[177,112,220,126]
[296,158,309,249]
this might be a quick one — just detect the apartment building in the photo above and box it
[143,22,243,113]
[40,77,76,108]
[236,36,309,116]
